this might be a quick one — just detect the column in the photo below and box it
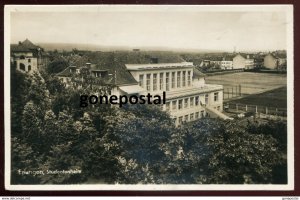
[150,73,153,92]
[175,71,178,89]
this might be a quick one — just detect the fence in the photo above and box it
[225,103,287,117]
[223,85,242,100]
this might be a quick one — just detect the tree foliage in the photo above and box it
[11,66,287,185]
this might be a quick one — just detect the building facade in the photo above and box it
[263,54,278,69]
[10,39,44,74]
[124,62,225,126]
[220,57,233,70]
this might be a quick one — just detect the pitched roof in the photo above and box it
[63,51,186,85]
[193,67,206,78]
[11,44,32,52]
[56,67,74,77]
[274,54,287,59]
[210,57,223,61]
[239,53,255,59]
[11,39,41,53]
[223,56,234,61]
[21,39,40,49]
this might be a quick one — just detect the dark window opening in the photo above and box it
[19,63,25,71]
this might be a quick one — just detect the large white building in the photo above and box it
[57,62,227,126]
[123,62,226,126]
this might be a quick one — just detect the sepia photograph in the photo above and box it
[4,5,294,190]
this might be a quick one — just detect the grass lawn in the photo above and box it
[229,86,287,108]
[206,72,287,95]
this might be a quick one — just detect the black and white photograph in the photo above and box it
[4,5,294,190]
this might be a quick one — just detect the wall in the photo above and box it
[233,55,246,69]
[264,54,277,69]
[15,57,38,73]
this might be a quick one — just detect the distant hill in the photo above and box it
[37,42,225,53]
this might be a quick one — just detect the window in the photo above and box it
[139,74,144,88]
[184,98,188,108]
[146,74,151,91]
[28,65,31,71]
[28,58,31,63]
[182,71,186,87]
[172,118,177,124]
[178,99,183,110]
[179,116,183,125]
[159,73,163,90]
[190,97,194,107]
[214,92,219,102]
[177,71,181,88]
[195,96,199,106]
[190,113,194,121]
[172,100,177,110]
[201,110,205,117]
[166,72,170,91]
[19,63,25,71]
[184,115,189,122]
[171,72,175,88]
[166,102,170,111]
[153,74,157,91]
[205,94,209,104]
[195,112,199,119]
[187,71,191,86]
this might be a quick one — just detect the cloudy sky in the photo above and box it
[9,6,291,52]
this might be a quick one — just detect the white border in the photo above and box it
[4,4,294,191]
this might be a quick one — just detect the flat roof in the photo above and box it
[125,62,194,71]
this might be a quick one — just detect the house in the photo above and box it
[57,61,227,126]
[263,53,287,70]
[209,57,223,67]
[244,54,255,69]
[232,54,255,69]
[10,39,44,73]
[200,59,210,67]
[253,57,264,69]
[221,56,233,70]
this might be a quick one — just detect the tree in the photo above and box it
[11,68,31,137]
[102,105,175,184]
[11,137,42,184]
[167,118,285,184]
[46,59,68,74]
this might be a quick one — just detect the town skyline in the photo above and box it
[9,6,291,52]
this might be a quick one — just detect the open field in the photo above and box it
[229,86,287,108]
[205,72,287,95]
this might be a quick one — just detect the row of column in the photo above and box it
[139,70,192,92]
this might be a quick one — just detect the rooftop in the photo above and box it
[165,84,223,100]
[125,62,194,70]
[11,39,41,53]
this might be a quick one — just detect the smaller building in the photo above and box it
[232,53,255,70]
[263,53,287,70]
[10,39,44,73]
[221,56,233,70]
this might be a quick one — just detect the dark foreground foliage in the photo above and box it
[11,69,287,184]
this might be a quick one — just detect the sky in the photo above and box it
[9,6,290,52]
